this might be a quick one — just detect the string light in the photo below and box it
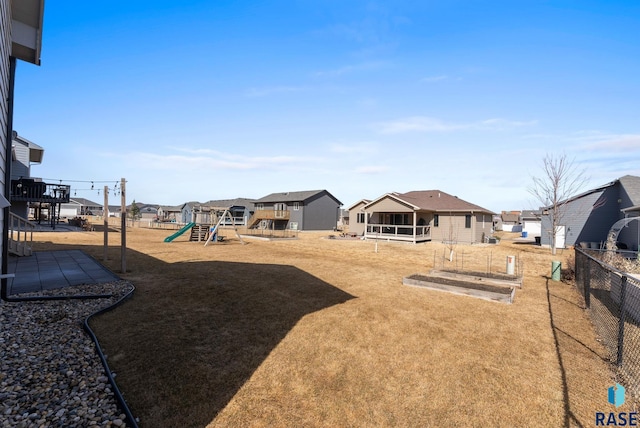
[41,178,119,184]
[39,178,124,199]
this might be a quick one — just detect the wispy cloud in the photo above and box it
[243,86,305,98]
[574,133,640,178]
[109,148,324,172]
[581,133,640,151]
[376,116,537,134]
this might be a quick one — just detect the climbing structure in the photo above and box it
[204,209,245,246]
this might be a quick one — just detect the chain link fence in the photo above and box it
[575,247,640,396]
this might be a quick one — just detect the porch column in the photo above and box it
[413,211,417,244]
[364,210,369,240]
[471,210,476,244]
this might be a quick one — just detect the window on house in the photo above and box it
[434,214,439,227]
[382,213,410,225]
[293,202,300,211]
[357,213,365,223]
[256,203,264,210]
[394,214,410,225]
[274,203,287,211]
[465,215,472,228]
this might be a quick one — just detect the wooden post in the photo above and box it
[120,178,126,273]
[103,185,108,262]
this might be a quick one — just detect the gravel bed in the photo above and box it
[1,281,134,427]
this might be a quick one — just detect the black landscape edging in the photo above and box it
[83,283,139,428]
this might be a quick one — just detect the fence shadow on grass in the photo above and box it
[545,277,585,428]
[34,243,356,428]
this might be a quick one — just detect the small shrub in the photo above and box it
[562,254,576,282]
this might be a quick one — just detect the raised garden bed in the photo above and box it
[429,269,523,288]
[403,273,516,304]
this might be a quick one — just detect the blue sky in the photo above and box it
[12,1,640,212]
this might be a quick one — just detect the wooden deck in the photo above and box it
[364,224,431,243]
[10,180,70,204]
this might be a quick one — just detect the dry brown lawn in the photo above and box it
[29,226,630,427]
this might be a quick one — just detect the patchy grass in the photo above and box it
[30,227,626,427]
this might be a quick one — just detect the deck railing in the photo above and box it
[220,216,246,226]
[247,210,291,228]
[10,180,71,203]
[366,224,431,240]
[8,212,35,256]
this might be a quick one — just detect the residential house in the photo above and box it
[359,190,495,244]
[107,205,123,218]
[539,175,640,250]
[499,211,521,232]
[250,190,342,231]
[59,198,103,218]
[520,210,541,238]
[9,132,44,219]
[202,198,255,225]
[157,204,184,222]
[2,1,46,263]
[347,199,371,236]
[130,202,159,220]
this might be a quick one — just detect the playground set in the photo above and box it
[163,209,245,245]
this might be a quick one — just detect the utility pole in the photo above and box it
[120,178,126,273]
[103,185,108,262]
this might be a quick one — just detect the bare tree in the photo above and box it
[444,212,458,262]
[528,153,587,255]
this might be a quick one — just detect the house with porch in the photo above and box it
[356,190,495,244]
[249,190,342,231]
[10,131,44,219]
[540,175,640,251]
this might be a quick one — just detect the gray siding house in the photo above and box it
[251,190,342,231]
[358,190,494,244]
[203,198,255,225]
[158,204,184,222]
[2,2,46,262]
[540,175,640,250]
[9,132,43,218]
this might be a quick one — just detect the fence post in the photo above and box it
[617,275,628,366]
[584,257,591,309]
